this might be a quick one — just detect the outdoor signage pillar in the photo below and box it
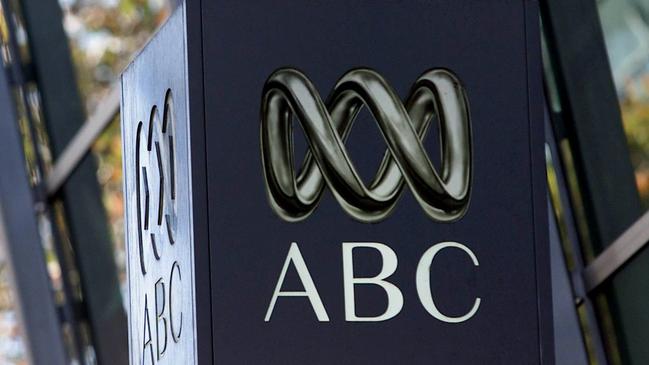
[121,1,552,364]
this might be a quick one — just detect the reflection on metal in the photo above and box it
[46,84,120,196]
[583,211,649,293]
[122,6,198,363]
[261,68,472,223]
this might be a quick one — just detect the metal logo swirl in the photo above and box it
[135,89,177,275]
[260,68,472,223]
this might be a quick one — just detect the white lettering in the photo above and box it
[416,241,480,323]
[342,242,403,322]
[265,242,329,322]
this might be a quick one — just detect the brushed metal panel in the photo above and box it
[121,5,196,364]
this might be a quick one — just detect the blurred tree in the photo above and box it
[617,67,649,208]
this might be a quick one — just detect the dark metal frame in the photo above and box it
[18,0,129,361]
[545,117,608,365]
[0,46,68,365]
[582,212,649,292]
[0,0,127,363]
[46,84,120,196]
[0,0,87,360]
[542,0,649,364]
[541,0,642,250]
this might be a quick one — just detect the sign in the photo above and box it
[122,1,552,364]
[121,9,194,364]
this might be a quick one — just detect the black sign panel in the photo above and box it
[123,1,551,364]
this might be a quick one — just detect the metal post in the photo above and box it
[546,117,608,365]
[542,0,648,363]
[17,0,128,363]
[0,61,68,365]
[541,0,642,252]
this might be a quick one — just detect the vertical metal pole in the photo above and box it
[547,200,589,365]
[17,0,128,363]
[542,0,647,363]
[0,0,88,360]
[546,118,608,365]
[541,0,642,251]
[0,63,67,365]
